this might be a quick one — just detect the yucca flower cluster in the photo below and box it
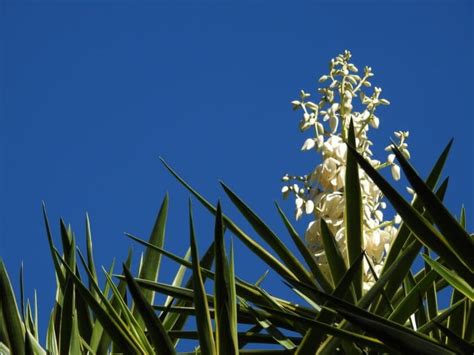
[282,50,409,292]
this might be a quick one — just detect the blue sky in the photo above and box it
[1,0,473,346]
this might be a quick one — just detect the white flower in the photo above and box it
[301,138,316,151]
[296,197,304,209]
[316,135,325,149]
[305,200,315,214]
[374,210,383,222]
[391,164,401,181]
[370,115,380,128]
[295,207,303,221]
[313,158,340,190]
[281,186,290,199]
[322,136,347,161]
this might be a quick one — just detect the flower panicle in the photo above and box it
[282,51,411,291]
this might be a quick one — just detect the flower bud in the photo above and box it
[295,197,304,208]
[319,75,329,82]
[305,200,315,214]
[391,165,401,181]
[291,100,301,110]
[301,138,316,151]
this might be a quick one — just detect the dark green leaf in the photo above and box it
[344,120,363,299]
[220,182,315,287]
[392,143,474,272]
[346,144,474,284]
[136,193,169,308]
[0,259,25,355]
[189,200,216,355]
[275,203,333,292]
[214,202,239,355]
[123,265,176,355]
[422,256,473,301]
[434,321,474,354]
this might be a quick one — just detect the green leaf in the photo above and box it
[165,242,214,337]
[25,329,46,355]
[344,120,363,299]
[257,303,388,351]
[391,143,474,273]
[69,310,82,355]
[59,278,74,355]
[422,256,473,301]
[220,182,315,287]
[240,299,296,350]
[423,247,441,339]
[214,202,239,355]
[58,254,144,354]
[0,342,10,355]
[320,219,347,288]
[446,288,465,346]
[434,321,474,354]
[417,299,465,335]
[373,177,448,318]
[345,144,474,285]
[296,251,364,354]
[465,301,474,343]
[388,269,437,324]
[0,259,25,355]
[101,267,153,352]
[46,311,59,354]
[60,220,77,275]
[189,200,216,355]
[19,263,25,323]
[161,248,191,323]
[123,265,176,355]
[124,234,318,321]
[41,202,66,291]
[135,193,169,308]
[314,241,424,353]
[166,329,300,348]
[85,213,98,299]
[384,138,453,273]
[275,203,333,293]
[160,159,300,283]
[320,291,456,354]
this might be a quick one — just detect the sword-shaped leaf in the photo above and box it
[189,200,216,355]
[346,144,474,285]
[160,159,299,283]
[133,193,169,322]
[422,256,473,301]
[214,202,239,355]
[0,259,25,355]
[123,265,176,355]
[275,203,333,292]
[344,120,363,299]
[391,143,474,272]
[220,182,316,288]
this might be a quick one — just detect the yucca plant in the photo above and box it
[0,51,472,354]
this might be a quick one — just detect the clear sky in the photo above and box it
[1,0,473,346]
